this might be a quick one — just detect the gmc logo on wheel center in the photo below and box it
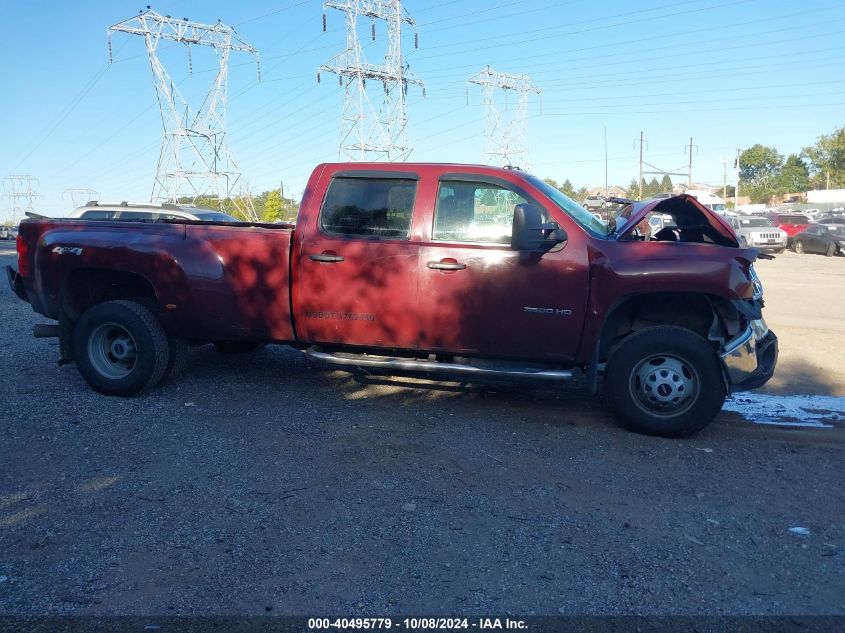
[523,306,572,316]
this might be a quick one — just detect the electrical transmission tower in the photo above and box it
[318,0,424,162]
[108,8,260,220]
[468,65,540,170]
[3,175,40,225]
[63,188,100,208]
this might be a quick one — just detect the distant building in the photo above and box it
[588,185,627,198]
[673,182,721,195]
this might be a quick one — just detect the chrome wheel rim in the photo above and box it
[795,241,803,253]
[88,322,137,379]
[629,354,699,417]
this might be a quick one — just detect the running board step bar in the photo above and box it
[305,348,576,381]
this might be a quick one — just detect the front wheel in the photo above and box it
[73,300,169,396]
[605,326,726,438]
[825,242,835,257]
[794,240,805,254]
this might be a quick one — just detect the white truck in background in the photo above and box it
[683,190,731,215]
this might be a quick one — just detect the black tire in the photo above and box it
[794,240,804,254]
[604,326,726,438]
[212,340,265,354]
[73,300,169,396]
[825,242,835,257]
[161,336,189,383]
[739,236,748,248]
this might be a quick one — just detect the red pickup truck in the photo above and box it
[8,163,777,437]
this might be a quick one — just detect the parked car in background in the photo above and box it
[69,201,240,223]
[819,216,845,225]
[792,224,845,256]
[728,216,787,253]
[583,195,610,210]
[0,226,9,240]
[766,213,811,246]
[647,213,675,236]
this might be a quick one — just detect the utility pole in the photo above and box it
[685,137,698,187]
[721,158,727,200]
[467,65,540,170]
[734,148,741,210]
[636,131,646,200]
[319,0,424,162]
[108,8,261,220]
[604,126,608,198]
[3,175,40,225]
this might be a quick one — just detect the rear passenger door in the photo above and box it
[295,172,421,350]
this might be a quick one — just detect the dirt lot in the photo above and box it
[0,244,843,616]
[752,250,845,396]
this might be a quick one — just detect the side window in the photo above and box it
[80,210,117,220]
[117,211,157,221]
[320,177,416,239]
[433,181,527,244]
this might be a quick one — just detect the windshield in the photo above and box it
[526,175,608,237]
[738,218,773,228]
[780,215,810,224]
[194,211,240,222]
[711,203,727,212]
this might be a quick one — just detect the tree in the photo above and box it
[542,177,559,189]
[777,154,809,193]
[660,174,673,193]
[642,177,661,199]
[803,126,845,189]
[560,179,576,199]
[626,178,640,199]
[739,144,783,186]
[575,186,588,202]
[262,189,284,222]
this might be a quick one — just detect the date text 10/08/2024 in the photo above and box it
[307,618,528,630]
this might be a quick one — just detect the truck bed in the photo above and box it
[19,218,297,343]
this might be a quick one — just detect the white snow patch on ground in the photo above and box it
[723,392,845,427]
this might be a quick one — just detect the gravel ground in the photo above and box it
[0,244,843,616]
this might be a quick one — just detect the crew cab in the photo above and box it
[7,163,778,437]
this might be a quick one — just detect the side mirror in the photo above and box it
[511,203,567,252]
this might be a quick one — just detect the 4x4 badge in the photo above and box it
[52,246,83,256]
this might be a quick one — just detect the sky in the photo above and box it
[1,0,844,221]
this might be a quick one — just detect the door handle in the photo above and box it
[427,260,467,271]
[309,253,345,263]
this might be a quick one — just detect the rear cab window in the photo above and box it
[319,177,416,239]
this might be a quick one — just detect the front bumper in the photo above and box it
[719,319,778,392]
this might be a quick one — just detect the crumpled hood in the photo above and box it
[616,194,739,247]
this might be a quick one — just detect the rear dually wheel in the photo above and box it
[73,300,169,396]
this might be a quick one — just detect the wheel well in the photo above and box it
[57,269,158,361]
[61,268,158,320]
[598,292,716,362]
